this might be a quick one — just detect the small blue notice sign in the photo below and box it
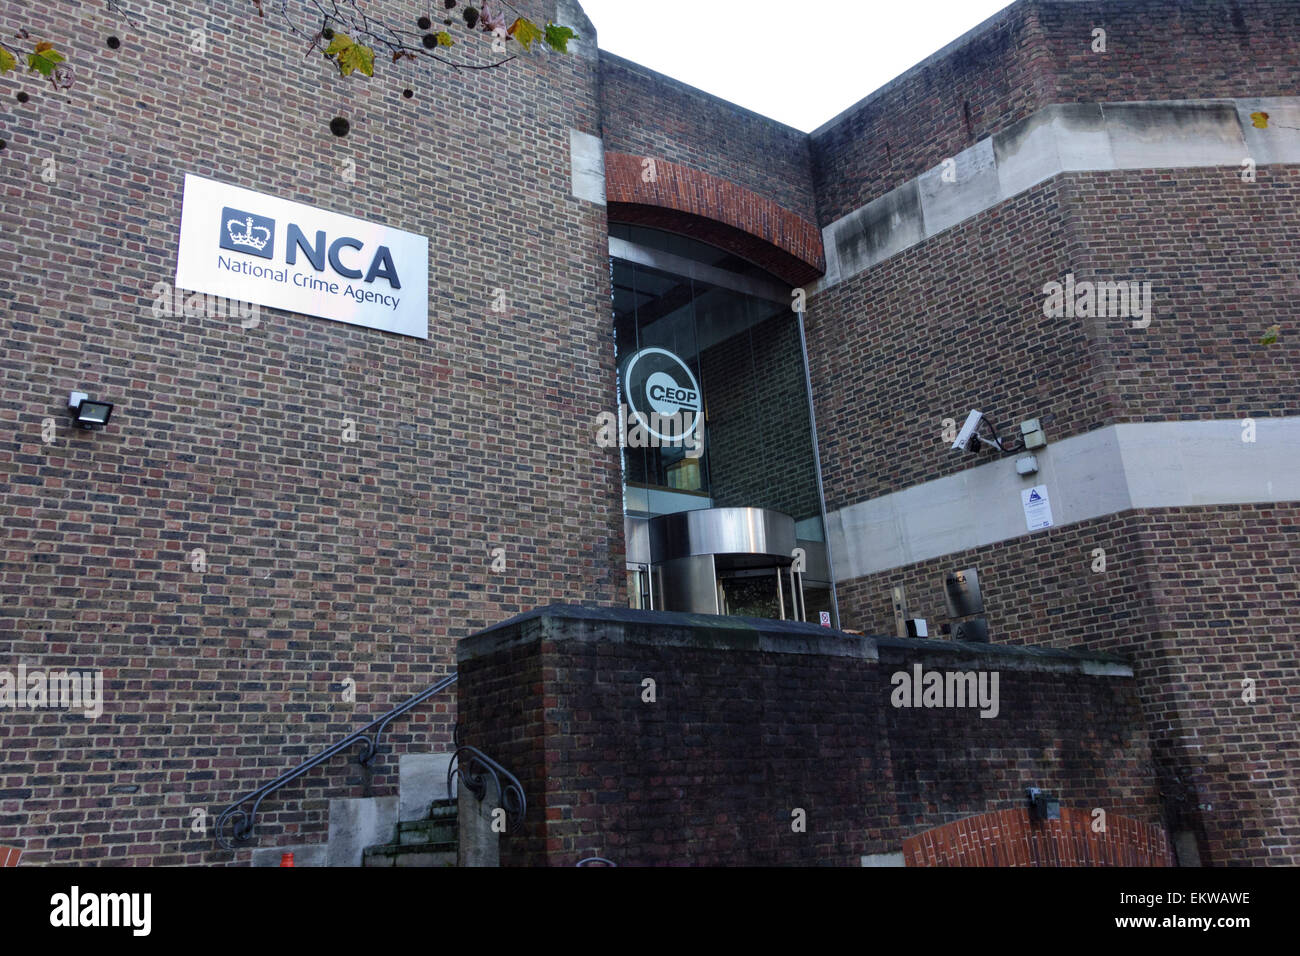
[1021,484,1054,531]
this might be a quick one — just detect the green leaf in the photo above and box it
[325,32,374,77]
[508,17,544,50]
[27,44,65,78]
[1260,324,1280,345]
[544,23,577,53]
[324,33,354,57]
[0,47,17,74]
[435,31,454,48]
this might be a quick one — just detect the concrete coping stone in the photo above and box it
[457,604,1134,677]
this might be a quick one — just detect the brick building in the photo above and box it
[0,0,1294,865]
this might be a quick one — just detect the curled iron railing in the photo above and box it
[447,732,527,833]
[214,672,458,851]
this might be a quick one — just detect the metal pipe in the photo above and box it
[795,305,841,629]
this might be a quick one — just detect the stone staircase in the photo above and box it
[250,752,459,867]
[362,797,458,867]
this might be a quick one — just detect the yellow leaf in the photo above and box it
[508,18,543,50]
[1251,111,1270,129]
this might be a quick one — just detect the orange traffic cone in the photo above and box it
[280,852,295,867]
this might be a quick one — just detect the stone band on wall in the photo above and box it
[815,97,1300,291]
[828,416,1300,580]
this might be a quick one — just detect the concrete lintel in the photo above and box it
[569,129,606,205]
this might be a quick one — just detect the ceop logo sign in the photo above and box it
[623,347,701,442]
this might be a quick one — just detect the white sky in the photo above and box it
[578,0,1017,132]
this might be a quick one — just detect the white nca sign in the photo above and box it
[175,173,429,339]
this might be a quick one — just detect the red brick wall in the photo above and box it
[599,52,817,224]
[458,607,1165,867]
[806,166,1300,514]
[835,503,1300,865]
[810,0,1300,225]
[604,152,824,285]
[0,0,624,864]
[808,177,1096,510]
[810,2,1047,225]
[1065,167,1300,423]
[903,807,1175,866]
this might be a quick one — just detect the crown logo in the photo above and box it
[226,216,271,252]
[219,207,275,260]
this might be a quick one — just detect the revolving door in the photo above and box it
[645,507,806,619]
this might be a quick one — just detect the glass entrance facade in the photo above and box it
[610,224,834,622]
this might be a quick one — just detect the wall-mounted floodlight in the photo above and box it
[1026,787,1061,821]
[951,409,1007,454]
[68,391,114,430]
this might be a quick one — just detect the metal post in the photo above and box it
[795,305,841,629]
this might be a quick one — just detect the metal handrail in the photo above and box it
[214,672,459,851]
[447,740,527,833]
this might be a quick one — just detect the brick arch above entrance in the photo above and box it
[604,152,826,287]
[902,807,1176,867]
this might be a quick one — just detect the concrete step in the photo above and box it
[362,841,457,868]
[398,819,457,846]
[427,797,457,821]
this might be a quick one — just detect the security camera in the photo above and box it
[951,410,984,452]
[951,409,1006,454]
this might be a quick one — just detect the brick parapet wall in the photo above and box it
[810,0,1300,225]
[599,52,817,223]
[806,165,1300,511]
[458,605,1164,866]
[834,502,1300,865]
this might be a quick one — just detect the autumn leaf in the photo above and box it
[479,4,507,32]
[435,31,454,48]
[508,17,543,49]
[544,24,577,53]
[27,44,65,78]
[325,32,374,77]
[0,47,16,74]
[1251,111,1270,129]
[1260,324,1281,345]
